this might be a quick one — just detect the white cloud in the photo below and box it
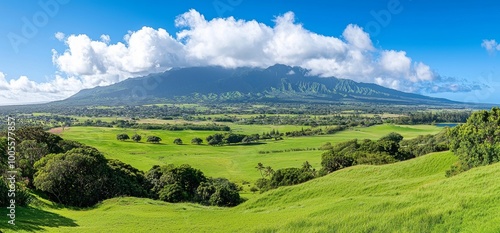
[0,72,87,105]
[380,50,411,75]
[100,34,111,44]
[481,39,500,53]
[55,32,65,41]
[1,9,476,105]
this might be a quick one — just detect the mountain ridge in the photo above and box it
[57,64,463,106]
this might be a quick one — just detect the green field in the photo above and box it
[57,124,443,184]
[4,151,500,232]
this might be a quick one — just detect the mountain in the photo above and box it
[58,64,462,106]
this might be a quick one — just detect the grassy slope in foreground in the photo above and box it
[4,151,500,232]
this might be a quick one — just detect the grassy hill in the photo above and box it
[4,151,500,232]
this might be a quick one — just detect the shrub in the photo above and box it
[147,136,162,144]
[132,134,142,142]
[173,138,183,145]
[116,133,130,141]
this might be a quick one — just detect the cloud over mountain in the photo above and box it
[0,9,481,105]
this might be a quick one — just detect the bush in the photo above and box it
[132,134,142,142]
[196,178,241,207]
[147,136,162,144]
[173,138,183,145]
[321,150,355,174]
[270,168,314,188]
[117,133,130,141]
[147,164,206,203]
[191,137,203,145]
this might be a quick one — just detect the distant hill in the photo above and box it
[57,64,462,106]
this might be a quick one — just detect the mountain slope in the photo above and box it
[57,64,461,106]
[6,151,500,232]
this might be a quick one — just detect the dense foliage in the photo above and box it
[146,164,241,206]
[33,147,110,207]
[255,162,317,192]
[447,108,500,176]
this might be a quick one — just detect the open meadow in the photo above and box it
[56,124,444,184]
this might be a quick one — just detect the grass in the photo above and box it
[56,124,443,184]
[3,151,500,232]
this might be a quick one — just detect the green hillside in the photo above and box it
[4,151,500,232]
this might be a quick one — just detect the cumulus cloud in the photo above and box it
[55,32,65,41]
[0,71,87,105]
[1,9,482,105]
[481,39,500,54]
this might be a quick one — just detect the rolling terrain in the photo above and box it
[56,124,443,182]
[4,151,500,232]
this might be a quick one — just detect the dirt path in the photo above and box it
[48,127,70,134]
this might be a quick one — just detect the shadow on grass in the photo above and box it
[226,142,267,146]
[0,206,78,232]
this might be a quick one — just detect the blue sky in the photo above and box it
[0,0,499,105]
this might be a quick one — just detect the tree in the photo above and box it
[147,136,162,144]
[208,138,221,146]
[33,147,109,207]
[302,161,312,172]
[14,126,63,154]
[104,159,151,198]
[117,133,130,141]
[173,138,183,145]
[206,133,224,145]
[264,166,274,177]
[196,178,241,207]
[379,132,404,144]
[17,140,49,187]
[132,134,142,142]
[155,164,206,202]
[191,137,203,145]
[159,183,187,203]
[255,162,265,178]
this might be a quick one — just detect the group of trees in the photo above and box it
[254,162,317,192]
[146,164,241,206]
[389,111,471,125]
[34,147,151,207]
[284,125,347,137]
[447,108,500,176]
[240,114,384,127]
[0,127,241,208]
[205,133,258,146]
[116,133,161,144]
